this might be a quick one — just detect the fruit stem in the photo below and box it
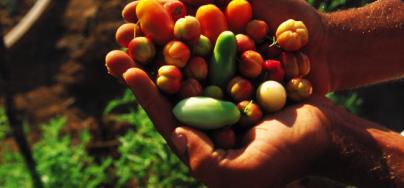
[268,36,280,48]
[243,100,254,114]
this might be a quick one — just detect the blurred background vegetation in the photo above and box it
[0,0,402,187]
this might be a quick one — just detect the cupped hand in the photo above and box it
[108,0,338,187]
[121,67,335,188]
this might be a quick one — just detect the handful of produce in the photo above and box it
[106,0,313,149]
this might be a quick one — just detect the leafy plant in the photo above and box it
[104,89,137,115]
[0,148,32,188]
[327,92,363,115]
[0,117,112,188]
[307,0,374,12]
[33,117,112,188]
[108,89,204,188]
[0,107,10,140]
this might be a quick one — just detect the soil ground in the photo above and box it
[0,0,135,156]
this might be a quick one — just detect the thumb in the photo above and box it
[171,127,221,181]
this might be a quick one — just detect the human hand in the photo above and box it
[121,67,335,187]
[108,1,334,187]
[110,66,404,187]
[107,1,404,187]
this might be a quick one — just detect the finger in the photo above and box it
[105,50,137,79]
[123,67,177,139]
[172,126,223,183]
[173,126,275,187]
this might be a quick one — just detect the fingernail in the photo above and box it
[171,132,187,154]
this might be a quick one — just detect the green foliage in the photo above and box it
[33,117,112,188]
[104,89,136,115]
[0,107,10,140]
[0,88,203,188]
[0,117,112,188]
[307,0,374,12]
[327,92,363,115]
[109,89,204,188]
[0,149,32,188]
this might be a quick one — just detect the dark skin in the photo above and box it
[123,68,333,187]
[107,0,404,187]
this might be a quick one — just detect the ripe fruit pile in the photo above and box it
[106,0,313,149]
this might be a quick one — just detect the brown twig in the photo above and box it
[0,25,44,188]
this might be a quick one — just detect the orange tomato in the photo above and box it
[136,0,173,45]
[225,0,252,33]
[196,4,228,44]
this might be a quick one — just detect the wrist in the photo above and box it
[317,12,339,92]
[312,104,402,186]
[315,0,404,91]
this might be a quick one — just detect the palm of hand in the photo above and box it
[177,99,331,188]
[121,68,332,187]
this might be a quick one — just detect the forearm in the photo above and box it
[317,106,404,187]
[323,0,404,91]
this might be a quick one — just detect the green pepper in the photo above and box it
[173,97,240,130]
[209,31,237,87]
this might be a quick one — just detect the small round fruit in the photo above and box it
[184,57,208,81]
[202,85,224,99]
[192,35,212,56]
[239,50,263,78]
[262,60,285,82]
[246,20,269,43]
[276,19,309,51]
[115,23,136,47]
[164,0,187,22]
[212,128,236,149]
[227,76,254,102]
[157,65,183,94]
[122,1,138,23]
[237,101,263,128]
[280,52,311,78]
[225,0,252,33]
[236,34,255,53]
[128,37,156,64]
[105,50,136,78]
[286,78,313,101]
[179,79,203,98]
[174,16,201,41]
[163,40,191,68]
[256,81,287,112]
